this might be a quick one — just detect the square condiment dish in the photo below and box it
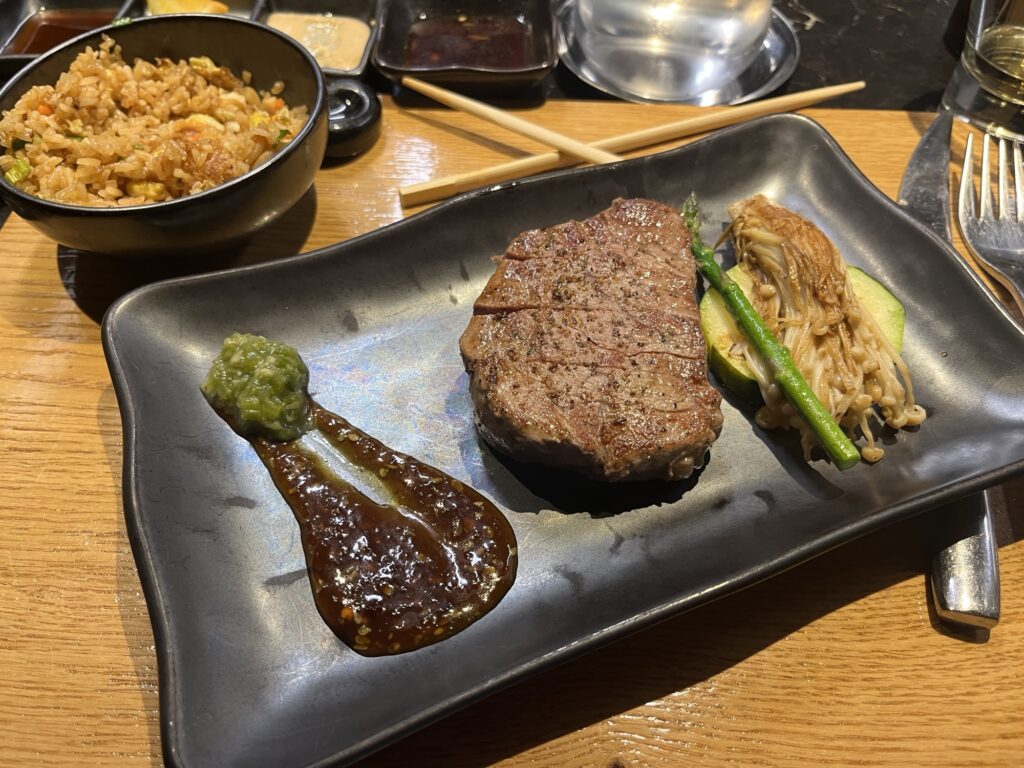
[373,0,557,95]
[254,0,378,78]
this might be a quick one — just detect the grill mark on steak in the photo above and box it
[463,308,706,366]
[460,198,723,482]
[474,248,697,315]
[504,198,694,274]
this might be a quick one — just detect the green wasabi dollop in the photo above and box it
[201,332,313,441]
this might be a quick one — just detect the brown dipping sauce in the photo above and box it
[253,402,518,656]
[2,9,119,55]
[404,14,531,69]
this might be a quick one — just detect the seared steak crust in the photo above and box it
[460,199,723,482]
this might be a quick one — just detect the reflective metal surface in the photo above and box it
[556,0,800,106]
[958,131,1024,317]
[897,110,954,241]
[897,110,1002,631]
[930,493,1001,629]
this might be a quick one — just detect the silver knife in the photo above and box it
[897,110,1000,630]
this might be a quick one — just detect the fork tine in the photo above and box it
[959,132,975,221]
[1015,140,1023,223]
[997,138,1008,221]
[956,131,1024,320]
[980,133,993,220]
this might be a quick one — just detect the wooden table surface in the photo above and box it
[1,100,1022,767]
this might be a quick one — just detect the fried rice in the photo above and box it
[0,36,308,206]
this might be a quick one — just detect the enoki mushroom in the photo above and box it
[724,195,926,462]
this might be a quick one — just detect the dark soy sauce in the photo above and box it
[253,402,518,656]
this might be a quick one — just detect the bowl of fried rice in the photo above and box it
[0,14,328,256]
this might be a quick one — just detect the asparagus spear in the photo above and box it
[683,195,861,470]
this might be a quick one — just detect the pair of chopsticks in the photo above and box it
[399,76,866,207]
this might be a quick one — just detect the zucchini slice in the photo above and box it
[699,266,906,405]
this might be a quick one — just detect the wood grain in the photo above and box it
[0,101,1021,768]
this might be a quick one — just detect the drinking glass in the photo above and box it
[573,0,773,102]
[942,0,1024,137]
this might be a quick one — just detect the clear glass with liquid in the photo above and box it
[943,0,1024,137]
[574,0,773,102]
[963,24,1024,105]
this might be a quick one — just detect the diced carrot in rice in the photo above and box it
[0,35,307,206]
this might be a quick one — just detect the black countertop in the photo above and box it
[544,0,970,110]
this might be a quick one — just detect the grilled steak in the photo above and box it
[459,198,723,482]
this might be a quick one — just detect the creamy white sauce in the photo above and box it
[266,13,371,72]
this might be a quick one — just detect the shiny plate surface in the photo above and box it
[103,114,1024,768]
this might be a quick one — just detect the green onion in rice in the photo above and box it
[0,36,308,206]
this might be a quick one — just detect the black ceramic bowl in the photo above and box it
[0,14,328,257]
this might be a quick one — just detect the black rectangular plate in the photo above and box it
[103,114,1024,768]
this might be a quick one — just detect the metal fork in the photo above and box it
[957,133,1024,315]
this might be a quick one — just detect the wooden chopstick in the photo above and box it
[400,80,866,207]
[400,76,623,166]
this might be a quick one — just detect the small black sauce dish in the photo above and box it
[0,0,134,87]
[0,14,328,257]
[323,77,381,160]
[253,0,379,80]
[373,0,557,97]
[0,0,126,57]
